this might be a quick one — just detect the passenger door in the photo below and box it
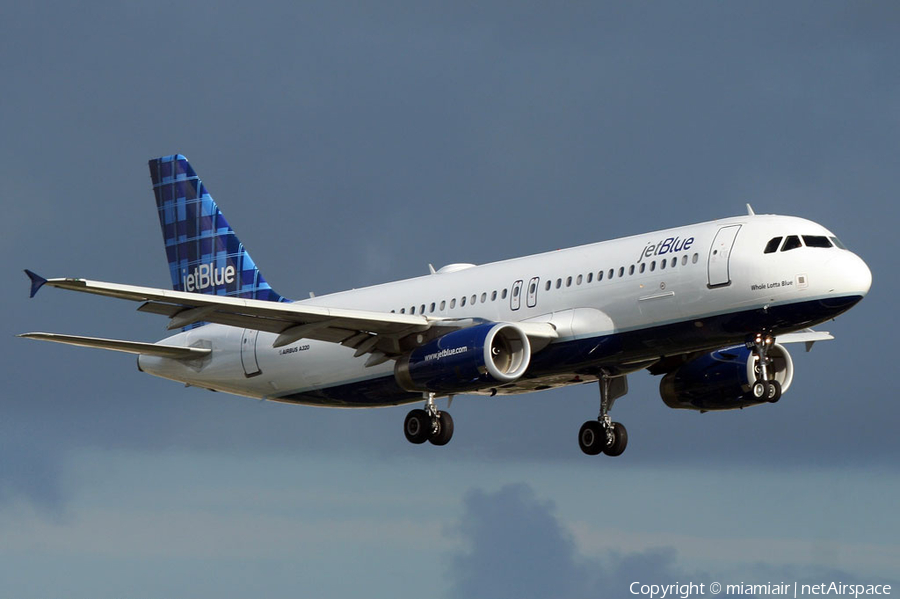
[240,328,262,377]
[708,225,741,287]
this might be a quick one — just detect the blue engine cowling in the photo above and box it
[659,343,793,411]
[394,323,531,394]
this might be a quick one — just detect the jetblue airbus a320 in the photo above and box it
[21,155,872,456]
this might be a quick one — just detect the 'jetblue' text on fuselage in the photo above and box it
[638,236,695,263]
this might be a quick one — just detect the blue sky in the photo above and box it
[2,2,898,597]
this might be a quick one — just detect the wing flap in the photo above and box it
[18,332,211,359]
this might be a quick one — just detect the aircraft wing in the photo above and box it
[25,271,558,364]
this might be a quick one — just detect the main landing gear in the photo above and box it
[404,393,454,446]
[578,372,628,457]
[747,333,782,403]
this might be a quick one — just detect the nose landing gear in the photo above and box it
[747,333,782,403]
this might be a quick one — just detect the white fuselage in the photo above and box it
[138,214,871,407]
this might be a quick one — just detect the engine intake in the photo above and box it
[660,343,793,411]
[395,323,531,394]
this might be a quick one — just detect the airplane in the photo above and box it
[20,154,872,456]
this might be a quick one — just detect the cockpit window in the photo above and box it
[764,237,783,254]
[781,235,802,251]
[802,235,832,248]
[830,236,847,250]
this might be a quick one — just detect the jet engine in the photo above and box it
[660,343,793,411]
[395,323,531,394]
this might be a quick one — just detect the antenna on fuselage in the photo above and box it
[746,204,756,216]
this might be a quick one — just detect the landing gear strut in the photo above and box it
[747,333,782,403]
[578,372,628,457]
[404,393,454,446]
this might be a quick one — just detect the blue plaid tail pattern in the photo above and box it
[148,155,286,308]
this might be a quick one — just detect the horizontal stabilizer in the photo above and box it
[18,332,211,359]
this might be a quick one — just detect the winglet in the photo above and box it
[24,269,47,298]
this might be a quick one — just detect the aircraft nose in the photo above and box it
[826,251,872,298]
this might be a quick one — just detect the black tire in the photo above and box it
[578,420,606,456]
[404,409,430,444]
[429,411,454,446]
[767,380,782,403]
[603,422,628,457]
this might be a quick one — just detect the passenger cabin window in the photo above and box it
[803,235,832,248]
[764,237,783,254]
[781,235,802,251]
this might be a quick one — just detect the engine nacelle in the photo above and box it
[394,323,531,394]
[660,343,794,411]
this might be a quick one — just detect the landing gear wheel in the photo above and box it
[578,420,605,456]
[767,380,782,403]
[750,381,769,401]
[580,372,631,456]
[429,411,454,446]
[404,409,430,444]
[603,422,628,457]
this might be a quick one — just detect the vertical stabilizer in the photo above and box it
[148,155,285,304]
